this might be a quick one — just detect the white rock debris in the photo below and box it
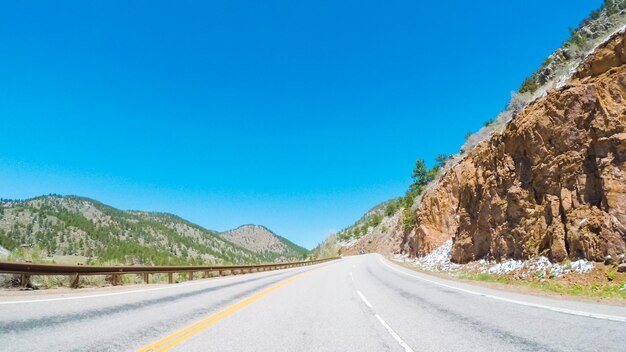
[394,240,595,278]
[0,245,9,260]
[488,259,524,275]
[412,240,459,272]
[569,259,595,274]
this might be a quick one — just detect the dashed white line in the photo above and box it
[356,289,415,351]
[349,272,354,282]
[377,255,626,323]
[375,314,415,352]
[356,290,373,308]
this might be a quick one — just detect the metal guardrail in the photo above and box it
[0,257,340,288]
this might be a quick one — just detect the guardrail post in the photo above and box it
[168,272,173,284]
[204,271,210,278]
[218,270,224,276]
[70,274,80,288]
[143,273,150,284]
[188,272,193,281]
[20,274,31,288]
[111,274,119,286]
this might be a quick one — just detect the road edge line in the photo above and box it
[378,255,626,323]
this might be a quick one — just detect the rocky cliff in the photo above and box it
[400,29,626,264]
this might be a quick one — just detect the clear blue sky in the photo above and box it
[0,1,602,249]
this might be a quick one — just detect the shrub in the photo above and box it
[402,207,416,232]
[370,214,382,228]
[605,0,621,16]
[607,269,617,281]
[519,76,539,94]
[435,154,449,168]
[410,159,432,194]
[384,201,400,217]
[567,27,588,49]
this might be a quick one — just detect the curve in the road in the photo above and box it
[377,255,626,323]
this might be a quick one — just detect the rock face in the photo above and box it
[341,211,405,257]
[400,30,626,263]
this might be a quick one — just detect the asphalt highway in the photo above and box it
[1,254,625,351]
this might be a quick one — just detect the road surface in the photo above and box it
[1,254,625,351]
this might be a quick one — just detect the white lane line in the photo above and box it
[0,281,218,305]
[0,264,326,305]
[349,272,354,282]
[357,289,415,351]
[378,256,626,323]
[375,314,415,352]
[356,290,373,308]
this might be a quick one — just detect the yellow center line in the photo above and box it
[137,266,328,352]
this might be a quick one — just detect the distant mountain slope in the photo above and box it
[0,195,265,265]
[218,225,308,261]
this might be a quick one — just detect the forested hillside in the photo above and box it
[0,196,265,265]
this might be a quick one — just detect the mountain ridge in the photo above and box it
[0,195,307,265]
[218,224,308,262]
